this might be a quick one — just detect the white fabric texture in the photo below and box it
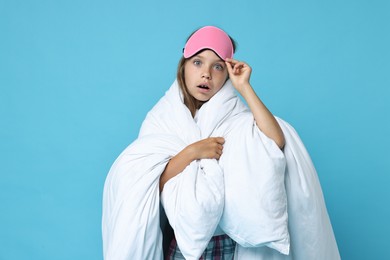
[216,113,289,254]
[234,119,341,260]
[102,79,340,260]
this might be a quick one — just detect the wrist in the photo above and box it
[183,144,198,162]
[236,82,253,96]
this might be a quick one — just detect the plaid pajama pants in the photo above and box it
[166,234,236,260]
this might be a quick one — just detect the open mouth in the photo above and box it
[197,84,210,90]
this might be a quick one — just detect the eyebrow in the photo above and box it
[193,54,224,63]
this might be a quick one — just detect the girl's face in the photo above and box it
[184,50,228,102]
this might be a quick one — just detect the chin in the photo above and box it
[195,96,211,102]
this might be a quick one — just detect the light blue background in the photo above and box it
[1,0,389,259]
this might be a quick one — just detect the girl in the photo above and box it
[102,26,340,260]
[161,26,284,259]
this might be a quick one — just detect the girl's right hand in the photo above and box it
[187,137,225,160]
[159,137,225,192]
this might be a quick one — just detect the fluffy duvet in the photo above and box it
[102,80,340,260]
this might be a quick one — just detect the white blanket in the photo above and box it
[102,80,340,260]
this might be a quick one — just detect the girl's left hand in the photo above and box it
[225,58,252,93]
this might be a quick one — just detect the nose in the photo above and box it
[202,69,212,80]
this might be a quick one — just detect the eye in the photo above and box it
[214,63,224,71]
[193,59,202,66]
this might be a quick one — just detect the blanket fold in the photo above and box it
[233,118,340,260]
[102,80,340,260]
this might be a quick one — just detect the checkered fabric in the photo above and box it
[166,234,236,260]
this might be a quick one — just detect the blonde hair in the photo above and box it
[177,30,237,117]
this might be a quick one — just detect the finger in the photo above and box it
[216,150,222,159]
[233,62,246,74]
[227,58,246,67]
[214,137,225,144]
[225,61,234,75]
[225,58,241,65]
[226,60,239,73]
[234,63,246,70]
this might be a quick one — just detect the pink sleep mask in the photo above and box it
[183,26,234,60]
